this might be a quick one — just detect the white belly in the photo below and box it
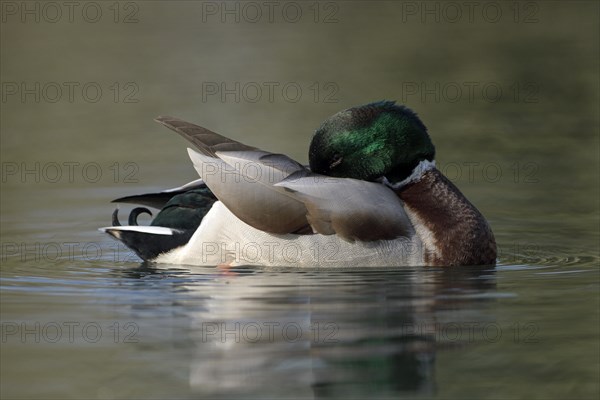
[155,202,424,267]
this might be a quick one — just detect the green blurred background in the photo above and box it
[1,1,598,249]
[1,1,599,399]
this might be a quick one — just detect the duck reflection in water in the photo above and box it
[117,263,496,397]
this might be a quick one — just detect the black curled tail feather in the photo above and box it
[128,207,152,225]
[105,187,218,261]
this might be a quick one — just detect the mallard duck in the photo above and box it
[100,101,496,267]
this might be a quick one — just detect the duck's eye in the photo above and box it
[329,153,343,169]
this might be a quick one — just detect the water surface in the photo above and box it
[1,1,599,399]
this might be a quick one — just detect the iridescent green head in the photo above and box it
[309,101,435,183]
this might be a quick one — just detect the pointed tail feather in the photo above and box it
[154,116,257,157]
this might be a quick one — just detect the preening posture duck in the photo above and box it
[100,101,496,267]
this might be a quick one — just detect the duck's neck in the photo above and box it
[394,168,496,266]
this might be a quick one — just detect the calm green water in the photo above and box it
[1,1,599,399]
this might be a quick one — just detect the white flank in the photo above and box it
[155,201,425,267]
[402,206,440,260]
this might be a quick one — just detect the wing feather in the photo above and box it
[276,174,414,242]
[187,148,309,234]
[156,116,413,241]
[111,179,211,209]
[155,116,257,157]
